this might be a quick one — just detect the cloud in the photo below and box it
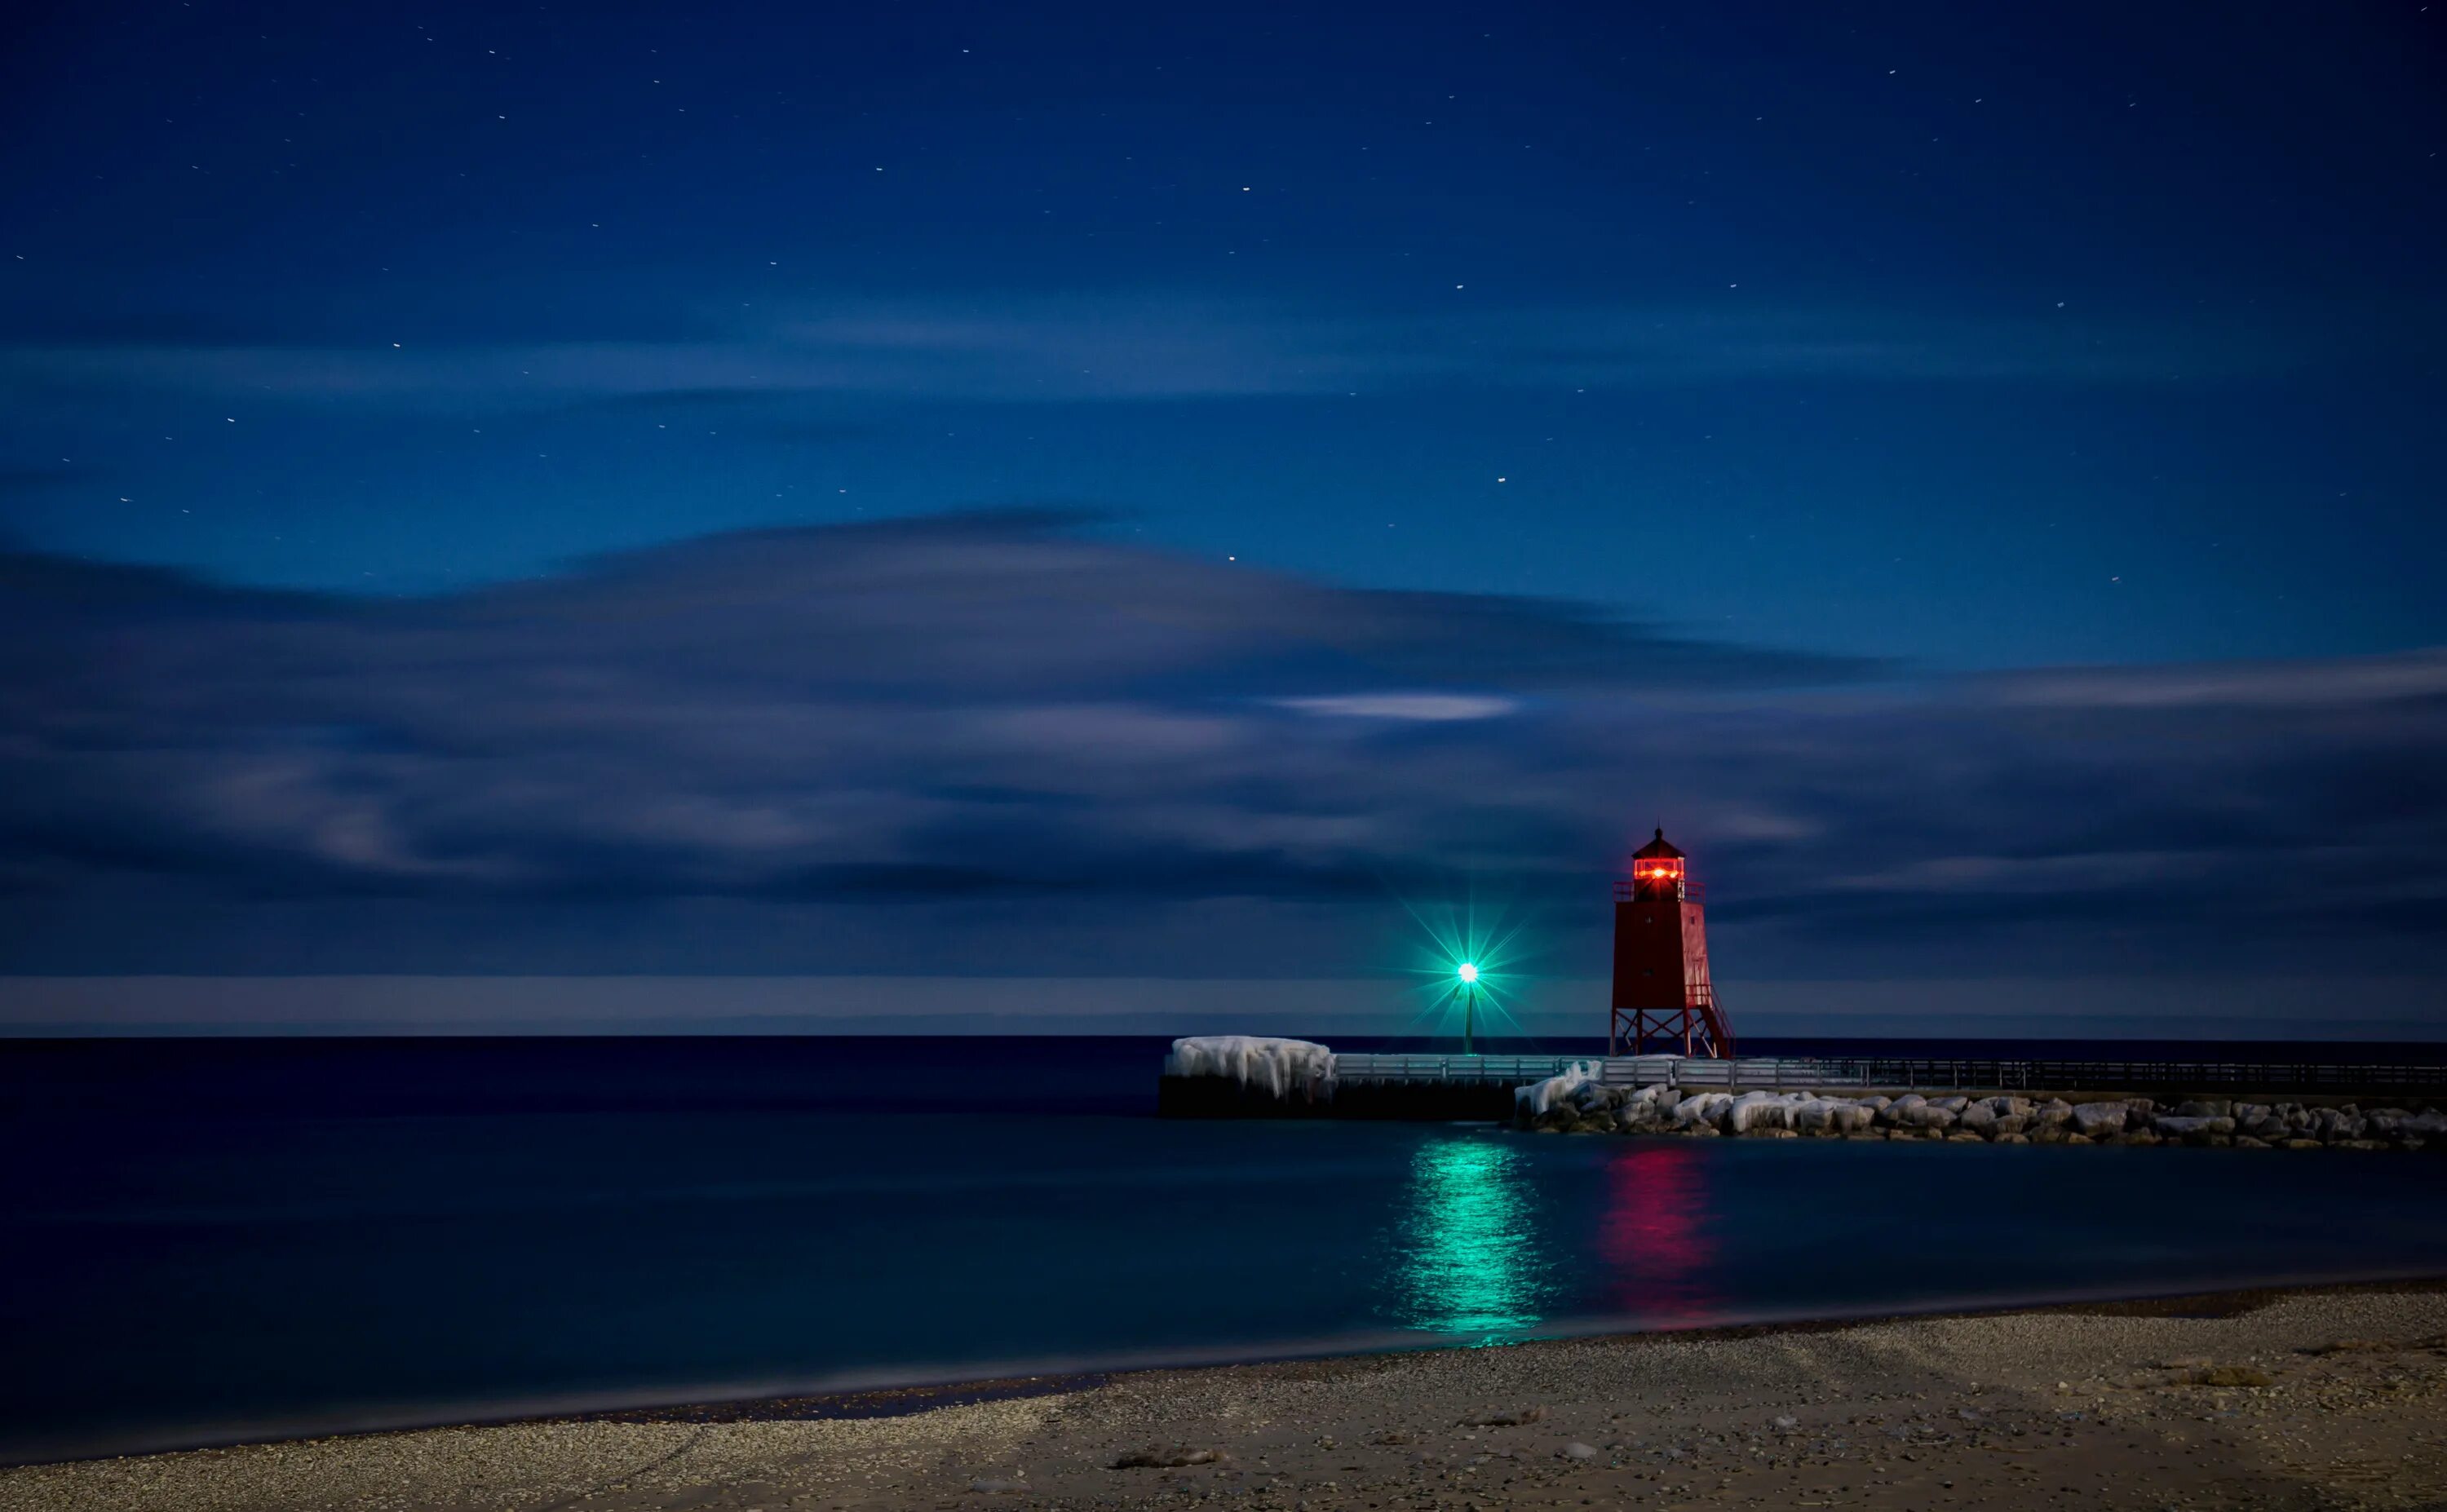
[0,291,2305,411]
[1275,693,1519,721]
[0,512,2439,985]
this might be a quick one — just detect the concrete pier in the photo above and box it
[1157,1040,2447,1142]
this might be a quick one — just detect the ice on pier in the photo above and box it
[1515,1061,1604,1118]
[1164,1036,1335,1098]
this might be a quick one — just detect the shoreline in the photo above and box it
[9,1275,2447,1510]
[15,1271,2447,1470]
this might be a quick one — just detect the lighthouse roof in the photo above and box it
[1632,826,1684,860]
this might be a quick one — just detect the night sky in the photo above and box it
[2,3,2443,1033]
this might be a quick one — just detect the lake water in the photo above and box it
[5,1035,2445,1462]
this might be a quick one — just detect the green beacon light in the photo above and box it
[1456,962,1479,984]
[1456,962,1480,1055]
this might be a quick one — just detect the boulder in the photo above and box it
[1957,1104,1999,1135]
[1881,1094,1927,1128]
[1671,1092,1732,1129]
[1934,1096,1971,1113]
[2175,1099,2232,1118]
[1923,1106,1958,1132]
[1994,1132,2030,1144]
[1569,1082,1619,1113]
[2070,1101,2129,1138]
[1993,1112,2029,1137]
[1723,1091,1790,1134]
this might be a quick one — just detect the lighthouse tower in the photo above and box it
[1609,828,1737,1058]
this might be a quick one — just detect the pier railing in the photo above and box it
[1329,1052,2447,1097]
[1330,1054,1595,1085]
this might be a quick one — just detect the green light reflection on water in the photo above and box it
[1393,1135,1547,1346]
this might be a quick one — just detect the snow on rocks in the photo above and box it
[1163,1037,1334,1099]
[1514,1081,2444,1152]
[1515,1061,1604,1119]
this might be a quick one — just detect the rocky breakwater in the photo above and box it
[1514,1071,2447,1152]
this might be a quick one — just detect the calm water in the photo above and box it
[4,1035,2445,1463]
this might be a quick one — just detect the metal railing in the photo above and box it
[1330,1052,2447,1097]
[1613,880,1705,902]
[1330,1054,1593,1085]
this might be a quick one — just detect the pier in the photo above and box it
[1159,1039,2447,1137]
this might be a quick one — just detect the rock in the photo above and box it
[2116,1129,2161,1146]
[2152,1114,2216,1138]
[1945,1130,1988,1143]
[1957,1104,1998,1135]
[1772,1415,1799,1430]
[1995,1131,2030,1143]
[2175,1099,2232,1118]
[2064,1133,2093,1145]
[1113,1449,1225,1470]
[2285,1138,2324,1150]
[1923,1107,1958,1132]
[1934,1095,1970,1112]
[2030,1127,2068,1144]
[1993,1112,2029,1136]
[1559,1443,1598,1461]
[1881,1094,1927,1128]
[1724,1091,1791,1134]
[1462,1408,1546,1426]
[2235,1134,2270,1148]
[2070,1101,2129,1138]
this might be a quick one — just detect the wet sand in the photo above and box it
[7,1280,2445,1512]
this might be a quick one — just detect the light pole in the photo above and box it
[1457,962,1480,1056]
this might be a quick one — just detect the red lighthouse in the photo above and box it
[1609,828,1736,1058]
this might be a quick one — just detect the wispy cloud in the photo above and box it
[0,292,2304,410]
[0,512,2439,985]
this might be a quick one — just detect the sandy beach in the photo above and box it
[8,1280,2445,1512]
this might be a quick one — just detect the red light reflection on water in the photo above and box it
[1596,1142,1719,1321]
